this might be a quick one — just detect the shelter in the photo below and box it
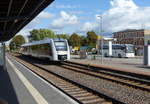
[0,0,54,42]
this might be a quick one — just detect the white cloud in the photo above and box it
[50,11,78,30]
[18,11,54,38]
[18,0,150,37]
[80,0,150,33]
[79,22,98,33]
[103,0,150,32]
[37,11,54,19]
[110,0,138,9]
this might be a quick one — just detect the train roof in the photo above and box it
[22,38,66,47]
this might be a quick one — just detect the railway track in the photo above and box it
[60,61,150,92]
[7,55,118,104]
[8,54,150,104]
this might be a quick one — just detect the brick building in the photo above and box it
[113,29,150,55]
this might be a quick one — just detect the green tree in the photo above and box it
[69,33,81,47]
[29,29,56,41]
[80,36,88,46]
[56,34,70,40]
[87,31,98,47]
[56,34,70,44]
[9,35,25,51]
[9,41,15,51]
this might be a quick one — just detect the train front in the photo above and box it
[53,39,70,61]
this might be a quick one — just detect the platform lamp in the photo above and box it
[97,15,103,64]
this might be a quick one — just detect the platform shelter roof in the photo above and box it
[0,0,54,42]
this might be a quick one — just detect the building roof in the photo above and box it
[113,29,145,34]
[0,0,54,42]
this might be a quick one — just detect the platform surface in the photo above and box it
[71,55,150,76]
[0,57,78,104]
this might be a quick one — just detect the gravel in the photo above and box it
[37,64,150,104]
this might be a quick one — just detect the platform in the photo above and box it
[71,55,150,76]
[0,57,78,104]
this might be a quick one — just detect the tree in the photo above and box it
[9,35,25,51]
[29,29,56,41]
[56,34,70,45]
[69,33,81,47]
[9,41,15,51]
[80,36,88,46]
[56,34,70,40]
[87,31,98,47]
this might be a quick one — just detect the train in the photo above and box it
[21,38,70,61]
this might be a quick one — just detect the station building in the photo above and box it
[113,29,150,55]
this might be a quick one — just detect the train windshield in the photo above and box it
[54,41,67,51]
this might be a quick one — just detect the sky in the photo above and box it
[18,0,150,39]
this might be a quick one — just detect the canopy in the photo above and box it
[0,0,54,42]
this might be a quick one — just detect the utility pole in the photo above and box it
[97,15,103,64]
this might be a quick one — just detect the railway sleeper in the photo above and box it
[61,86,79,90]
[64,88,82,92]
[73,93,92,97]
[69,91,88,95]
[82,98,107,104]
[77,95,99,100]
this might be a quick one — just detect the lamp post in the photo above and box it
[97,15,103,64]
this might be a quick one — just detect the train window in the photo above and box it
[31,45,37,50]
[54,41,67,51]
[29,43,52,56]
[55,41,66,46]
[39,44,52,55]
